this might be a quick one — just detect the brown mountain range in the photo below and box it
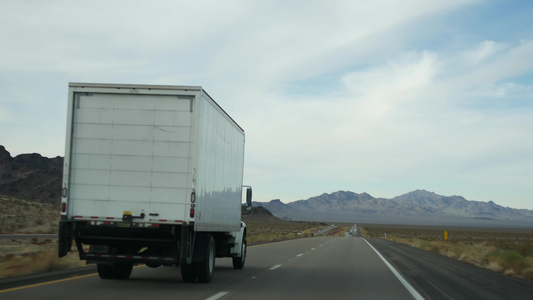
[0,145,63,205]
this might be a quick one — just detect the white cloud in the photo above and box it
[340,51,439,117]
[0,1,240,75]
[454,41,533,89]
[462,40,509,64]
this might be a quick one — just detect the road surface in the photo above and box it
[0,237,415,299]
[369,238,533,299]
[2,236,533,299]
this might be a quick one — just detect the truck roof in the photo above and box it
[69,82,244,133]
[69,82,202,91]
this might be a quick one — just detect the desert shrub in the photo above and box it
[522,268,533,281]
[519,242,533,257]
[418,240,439,252]
[485,251,531,275]
[0,249,85,279]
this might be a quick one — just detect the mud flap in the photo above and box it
[192,234,212,262]
[180,225,193,265]
[58,221,73,257]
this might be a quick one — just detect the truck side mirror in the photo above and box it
[246,187,252,211]
[243,186,252,212]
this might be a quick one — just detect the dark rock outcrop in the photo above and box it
[0,145,63,204]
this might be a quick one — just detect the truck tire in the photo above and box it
[232,235,246,269]
[181,263,197,282]
[97,264,114,279]
[196,236,215,283]
[113,262,133,280]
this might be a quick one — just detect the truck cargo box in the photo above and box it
[61,83,245,232]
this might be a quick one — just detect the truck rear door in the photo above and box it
[66,92,193,223]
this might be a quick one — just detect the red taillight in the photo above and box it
[61,202,67,213]
[190,208,195,218]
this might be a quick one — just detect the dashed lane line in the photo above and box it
[205,291,229,300]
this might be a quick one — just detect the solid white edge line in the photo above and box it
[363,239,425,300]
[205,291,229,300]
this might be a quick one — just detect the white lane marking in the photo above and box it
[269,264,282,270]
[311,248,316,250]
[363,239,425,300]
[205,291,228,300]
[297,253,303,257]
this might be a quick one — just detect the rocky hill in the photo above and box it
[391,190,526,219]
[241,205,286,223]
[0,146,62,205]
[255,190,533,227]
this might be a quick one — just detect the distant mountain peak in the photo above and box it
[407,189,437,196]
[319,190,374,200]
[254,189,533,227]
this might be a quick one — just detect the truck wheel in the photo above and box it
[97,264,114,279]
[196,236,215,283]
[232,235,246,269]
[113,262,133,280]
[181,263,197,282]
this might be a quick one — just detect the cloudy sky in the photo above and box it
[1,1,533,209]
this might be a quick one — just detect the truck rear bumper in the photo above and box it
[82,252,178,265]
[62,220,185,265]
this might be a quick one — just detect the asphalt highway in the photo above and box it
[2,236,533,299]
[1,237,415,299]
[369,238,533,299]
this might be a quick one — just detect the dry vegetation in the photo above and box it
[0,238,85,279]
[361,224,533,281]
[0,195,59,234]
[0,195,85,279]
[242,213,331,243]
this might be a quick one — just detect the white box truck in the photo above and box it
[58,83,252,283]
